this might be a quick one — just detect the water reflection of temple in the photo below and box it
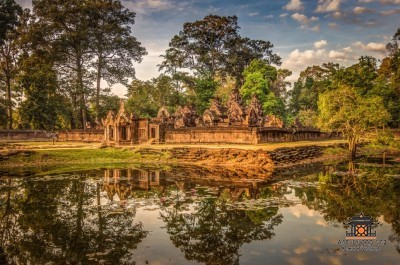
[102,169,165,201]
[101,168,275,202]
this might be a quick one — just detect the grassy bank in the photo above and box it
[0,139,398,175]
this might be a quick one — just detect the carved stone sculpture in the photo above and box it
[263,114,284,128]
[157,106,170,122]
[246,94,263,126]
[227,89,245,123]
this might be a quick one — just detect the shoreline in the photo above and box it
[0,140,398,175]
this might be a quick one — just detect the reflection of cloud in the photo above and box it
[318,256,343,265]
[316,218,328,227]
[294,245,308,254]
[290,205,319,218]
[287,257,305,265]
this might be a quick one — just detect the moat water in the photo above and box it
[0,160,399,264]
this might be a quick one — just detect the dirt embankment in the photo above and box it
[134,144,346,169]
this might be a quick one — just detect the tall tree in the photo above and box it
[32,0,95,129]
[159,14,281,84]
[0,0,22,129]
[0,0,21,44]
[87,0,146,125]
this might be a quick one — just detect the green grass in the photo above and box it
[0,147,173,171]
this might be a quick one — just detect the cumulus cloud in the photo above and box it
[353,41,387,52]
[283,48,327,68]
[343,46,353,52]
[358,0,374,3]
[291,13,319,24]
[281,45,365,83]
[329,50,347,59]
[353,6,374,14]
[315,0,342,13]
[284,0,304,11]
[314,40,328,48]
[280,13,289,18]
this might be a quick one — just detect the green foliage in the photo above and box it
[160,14,281,85]
[16,51,62,130]
[288,63,341,115]
[126,75,185,117]
[318,85,390,158]
[297,109,318,128]
[193,77,219,113]
[0,0,22,44]
[240,59,287,117]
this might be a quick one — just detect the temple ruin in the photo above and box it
[101,90,326,146]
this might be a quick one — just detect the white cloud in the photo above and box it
[353,6,373,14]
[280,13,289,18]
[358,0,374,3]
[328,22,338,29]
[311,25,321,31]
[122,0,174,14]
[315,0,342,13]
[332,11,342,18]
[381,0,400,4]
[329,50,347,59]
[283,48,327,69]
[343,46,353,52]
[292,13,309,23]
[284,0,304,11]
[353,41,387,53]
[380,9,400,15]
[248,12,260,17]
[265,14,274,19]
[291,13,319,24]
[314,40,328,48]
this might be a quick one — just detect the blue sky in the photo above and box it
[15,0,400,96]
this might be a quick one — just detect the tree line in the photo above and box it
[1,0,399,145]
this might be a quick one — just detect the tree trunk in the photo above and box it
[348,136,357,160]
[95,53,103,127]
[5,76,12,129]
[76,57,87,129]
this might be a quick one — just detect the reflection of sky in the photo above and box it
[133,209,200,265]
[239,204,400,265]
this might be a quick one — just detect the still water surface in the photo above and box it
[0,163,399,265]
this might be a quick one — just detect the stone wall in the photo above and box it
[57,129,103,142]
[0,130,55,140]
[165,127,335,144]
[165,127,258,144]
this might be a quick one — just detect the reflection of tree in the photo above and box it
[0,175,147,264]
[295,166,400,253]
[161,195,283,265]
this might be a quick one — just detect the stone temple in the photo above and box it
[101,89,324,146]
